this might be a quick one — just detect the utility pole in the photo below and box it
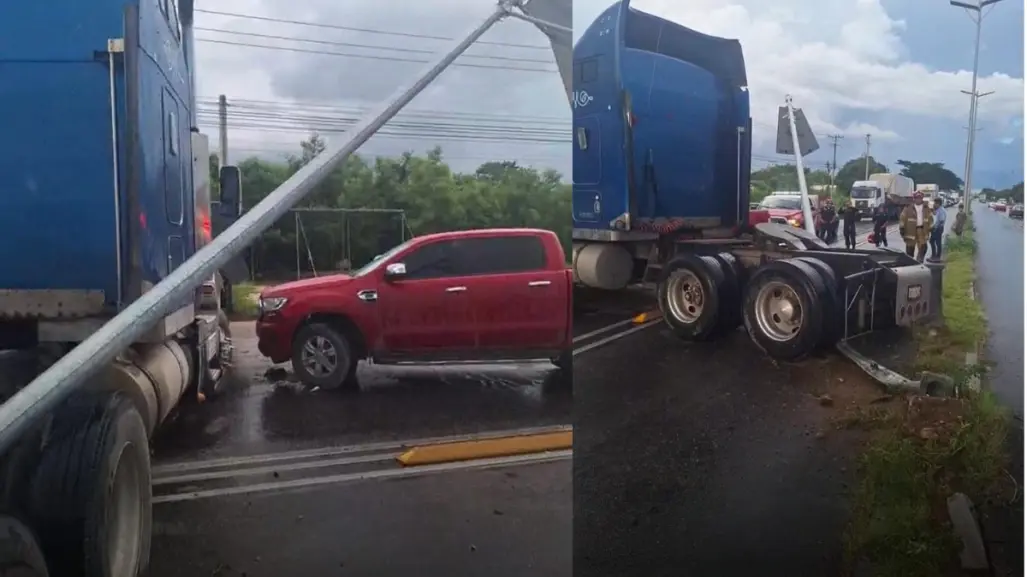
[218,94,228,168]
[863,134,872,179]
[826,134,843,191]
[960,88,994,210]
[950,0,1006,212]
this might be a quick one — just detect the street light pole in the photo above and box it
[950,0,1005,211]
[961,88,994,208]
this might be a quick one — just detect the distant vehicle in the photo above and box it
[256,228,573,390]
[916,183,940,202]
[757,193,817,229]
[1009,204,1023,219]
[850,173,915,220]
[994,201,1008,212]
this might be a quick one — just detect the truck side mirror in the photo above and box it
[218,166,242,218]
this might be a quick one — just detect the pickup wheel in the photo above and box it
[742,260,825,361]
[0,516,49,577]
[28,392,151,577]
[658,254,726,341]
[291,323,358,391]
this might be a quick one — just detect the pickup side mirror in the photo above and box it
[383,262,407,281]
[218,166,242,218]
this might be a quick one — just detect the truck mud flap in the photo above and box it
[889,263,931,327]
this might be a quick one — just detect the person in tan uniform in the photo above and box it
[899,191,933,262]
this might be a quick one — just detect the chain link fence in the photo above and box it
[248,208,409,281]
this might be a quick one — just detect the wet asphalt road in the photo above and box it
[148,309,590,577]
[970,202,1023,415]
[571,218,916,577]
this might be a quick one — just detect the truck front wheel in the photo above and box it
[28,392,151,577]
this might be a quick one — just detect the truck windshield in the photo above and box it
[851,186,878,199]
[759,196,802,210]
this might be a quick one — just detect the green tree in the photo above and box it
[834,156,888,196]
[894,160,962,190]
[230,137,572,280]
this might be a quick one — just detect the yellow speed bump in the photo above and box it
[396,431,572,467]
[633,310,662,324]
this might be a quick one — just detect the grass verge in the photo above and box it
[231,283,261,319]
[845,217,1012,577]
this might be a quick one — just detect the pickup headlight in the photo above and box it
[787,218,801,228]
[259,296,288,313]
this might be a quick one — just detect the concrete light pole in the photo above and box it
[950,0,1006,211]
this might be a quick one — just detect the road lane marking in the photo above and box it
[153,449,572,503]
[153,452,397,485]
[153,424,572,476]
[396,431,572,466]
[572,319,660,357]
[573,318,635,343]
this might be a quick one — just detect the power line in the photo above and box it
[194,27,553,65]
[196,121,569,145]
[195,39,555,73]
[195,108,568,138]
[195,97,570,125]
[194,9,551,51]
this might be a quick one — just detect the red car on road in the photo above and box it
[256,228,573,390]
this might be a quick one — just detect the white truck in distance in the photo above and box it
[850,173,915,221]
[916,183,940,202]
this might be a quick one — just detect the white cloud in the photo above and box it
[574,0,1024,155]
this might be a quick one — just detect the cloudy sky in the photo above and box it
[195,0,1023,189]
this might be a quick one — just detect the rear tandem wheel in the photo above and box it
[657,253,741,341]
[28,392,151,577]
[741,259,828,362]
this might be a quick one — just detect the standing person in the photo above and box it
[841,199,859,250]
[899,192,933,261]
[872,204,889,247]
[952,203,967,237]
[929,198,947,261]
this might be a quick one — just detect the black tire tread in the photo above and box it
[0,517,48,577]
[29,392,150,577]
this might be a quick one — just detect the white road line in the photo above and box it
[153,424,572,475]
[573,318,635,343]
[153,452,397,486]
[153,449,573,503]
[572,320,660,357]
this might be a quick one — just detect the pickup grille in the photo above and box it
[855,200,868,208]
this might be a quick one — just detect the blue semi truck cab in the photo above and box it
[571,1,934,363]
[0,0,244,574]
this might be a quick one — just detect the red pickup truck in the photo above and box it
[255,228,573,390]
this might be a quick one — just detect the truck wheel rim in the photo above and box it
[301,336,338,376]
[109,444,143,577]
[754,281,803,342]
[666,270,704,324]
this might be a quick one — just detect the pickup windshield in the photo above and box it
[759,196,802,210]
[851,186,878,199]
[350,238,417,277]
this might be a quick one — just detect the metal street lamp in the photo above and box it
[950,0,1005,211]
[957,87,990,206]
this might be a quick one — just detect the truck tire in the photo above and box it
[28,392,151,577]
[793,257,841,347]
[657,254,726,341]
[291,323,358,391]
[742,259,826,361]
[711,252,746,332]
[0,516,49,577]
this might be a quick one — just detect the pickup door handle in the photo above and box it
[527,280,551,287]
[445,286,467,293]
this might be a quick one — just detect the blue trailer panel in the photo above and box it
[0,0,196,314]
[572,0,752,233]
